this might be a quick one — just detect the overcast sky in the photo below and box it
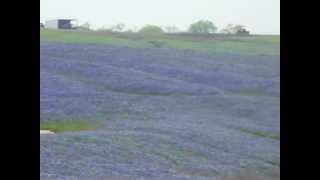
[40,0,280,34]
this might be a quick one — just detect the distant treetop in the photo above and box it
[139,25,164,34]
[188,20,218,34]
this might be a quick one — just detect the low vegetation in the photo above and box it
[239,128,280,140]
[40,120,100,133]
[220,169,280,180]
[40,29,279,55]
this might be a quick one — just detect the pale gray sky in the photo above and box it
[40,0,280,34]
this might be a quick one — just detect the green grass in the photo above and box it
[40,120,100,133]
[157,37,279,55]
[41,29,280,55]
[231,88,276,97]
[40,29,150,48]
[239,128,280,140]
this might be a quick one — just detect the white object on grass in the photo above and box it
[40,130,55,134]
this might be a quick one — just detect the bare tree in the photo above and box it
[221,24,249,35]
[110,23,126,32]
[165,26,180,33]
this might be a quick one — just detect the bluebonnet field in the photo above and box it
[40,30,280,180]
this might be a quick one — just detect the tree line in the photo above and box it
[77,20,250,35]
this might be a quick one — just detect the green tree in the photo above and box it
[188,20,217,34]
[139,25,164,33]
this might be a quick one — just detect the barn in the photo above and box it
[45,19,77,30]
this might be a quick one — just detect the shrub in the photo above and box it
[139,25,164,34]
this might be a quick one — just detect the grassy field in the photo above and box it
[40,29,280,56]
